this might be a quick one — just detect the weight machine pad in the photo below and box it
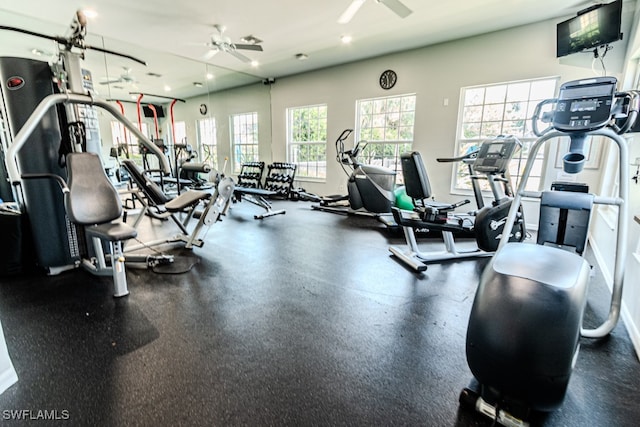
[165,190,211,212]
[85,221,138,242]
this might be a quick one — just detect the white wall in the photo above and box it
[269,18,620,230]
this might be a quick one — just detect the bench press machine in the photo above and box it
[121,159,234,249]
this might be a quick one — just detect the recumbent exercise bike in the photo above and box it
[460,76,639,427]
[389,135,526,272]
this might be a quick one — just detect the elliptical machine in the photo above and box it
[309,129,397,221]
[460,77,639,426]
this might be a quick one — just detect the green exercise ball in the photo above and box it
[394,186,414,210]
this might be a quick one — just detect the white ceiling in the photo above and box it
[0,0,623,102]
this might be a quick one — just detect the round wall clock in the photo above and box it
[199,103,208,115]
[379,69,397,90]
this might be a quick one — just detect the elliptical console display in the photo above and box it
[553,76,617,132]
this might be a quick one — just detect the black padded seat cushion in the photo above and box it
[165,190,211,212]
[85,222,137,242]
[401,151,433,200]
[64,152,123,225]
[121,159,173,205]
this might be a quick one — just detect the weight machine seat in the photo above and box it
[165,190,211,212]
[121,159,172,205]
[84,221,138,242]
[65,152,137,242]
[121,159,210,212]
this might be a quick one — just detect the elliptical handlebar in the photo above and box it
[611,90,640,134]
[531,98,558,137]
[335,128,370,176]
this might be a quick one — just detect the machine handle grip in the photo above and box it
[531,98,557,137]
[611,91,640,135]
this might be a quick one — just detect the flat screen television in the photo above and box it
[142,104,165,118]
[556,0,623,57]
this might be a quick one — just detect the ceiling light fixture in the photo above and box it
[164,85,171,92]
[295,53,309,61]
[193,82,203,88]
[81,9,98,19]
[31,48,44,56]
[341,35,353,44]
[206,73,214,80]
[251,60,259,67]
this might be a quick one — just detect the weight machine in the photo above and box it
[1,11,170,296]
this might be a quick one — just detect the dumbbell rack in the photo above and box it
[264,162,297,199]
[237,162,265,188]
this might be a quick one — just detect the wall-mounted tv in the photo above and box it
[142,104,165,118]
[556,0,623,58]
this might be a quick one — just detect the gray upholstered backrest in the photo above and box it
[64,152,122,225]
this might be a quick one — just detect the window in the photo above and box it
[287,104,327,180]
[110,121,149,160]
[356,94,416,183]
[170,121,187,146]
[454,77,558,193]
[197,117,217,170]
[230,112,259,173]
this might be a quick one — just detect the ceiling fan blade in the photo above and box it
[338,0,367,24]
[228,50,252,63]
[234,43,263,52]
[203,48,219,60]
[379,0,412,18]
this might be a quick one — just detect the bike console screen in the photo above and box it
[473,136,521,175]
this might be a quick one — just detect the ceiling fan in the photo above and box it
[204,24,263,63]
[100,67,137,86]
[338,0,413,24]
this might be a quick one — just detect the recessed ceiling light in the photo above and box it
[341,35,352,44]
[193,82,203,88]
[206,73,214,80]
[250,60,259,67]
[81,9,98,19]
[164,85,171,92]
[295,53,309,61]
[31,48,44,56]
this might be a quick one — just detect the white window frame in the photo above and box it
[110,121,149,159]
[287,104,328,181]
[230,112,259,173]
[197,117,218,170]
[355,93,417,184]
[452,77,559,195]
